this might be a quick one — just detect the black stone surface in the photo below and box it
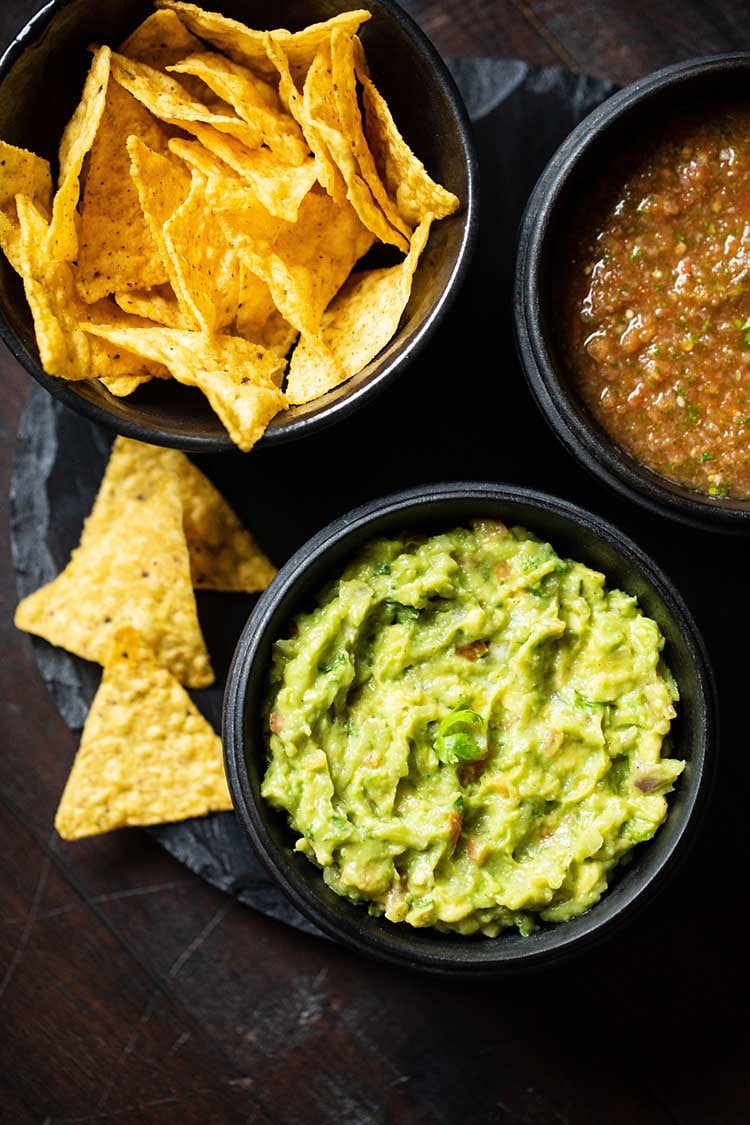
[10,59,617,936]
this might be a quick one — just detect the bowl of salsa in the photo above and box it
[515,53,750,532]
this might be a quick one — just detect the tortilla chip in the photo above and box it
[356,44,459,227]
[330,31,411,241]
[168,136,235,180]
[15,437,213,686]
[55,627,230,840]
[77,82,172,303]
[115,286,185,328]
[121,9,204,69]
[0,140,53,272]
[287,216,432,404]
[180,122,317,222]
[260,310,298,364]
[235,261,276,340]
[173,457,276,590]
[155,1,369,82]
[303,39,407,251]
[163,171,240,332]
[0,139,52,212]
[47,46,111,262]
[222,188,374,337]
[169,52,308,165]
[83,324,287,451]
[127,136,197,325]
[111,52,263,150]
[14,195,163,382]
[263,33,341,201]
[99,374,153,396]
[120,8,213,103]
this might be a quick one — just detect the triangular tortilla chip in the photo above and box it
[47,45,111,262]
[156,1,370,83]
[221,188,374,337]
[115,285,186,328]
[168,51,308,165]
[356,43,460,227]
[76,80,172,303]
[0,139,52,271]
[287,216,432,404]
[15,195,165,383]
[330,30,411,241]
[55,627,230,840]
[264,32,342,201]
[82,323,287,451]
[120,9,205,70]
[302,38,407,251]
[99,373,152,396]
[15,437,213,686]
[163,171,240,332]
[179,122,317,222]
[174,455,277,591]
[111,52,263,150]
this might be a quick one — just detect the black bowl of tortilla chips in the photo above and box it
[0,0,477,452]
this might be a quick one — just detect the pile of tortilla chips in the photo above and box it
[0,3,459,450]
[15,436,276,839]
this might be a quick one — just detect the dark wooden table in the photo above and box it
[2,3,749,1122]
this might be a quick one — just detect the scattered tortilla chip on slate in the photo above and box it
[15,436,213,687]
[356,43,460,228]
[169,51,308,165]
[47,46,111,263]
[55,627,231,841]
[287,215,432,404]
[83,323,287,451]
[174,455,277,591]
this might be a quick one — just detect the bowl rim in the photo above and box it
[223,481,718,975]
[0,0,479,454]
[514,51,750,533]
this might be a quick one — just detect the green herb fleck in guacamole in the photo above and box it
[262,522,683,937]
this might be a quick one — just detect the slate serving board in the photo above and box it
[10,59,617,938]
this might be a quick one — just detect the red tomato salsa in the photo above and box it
[563,104,750,499]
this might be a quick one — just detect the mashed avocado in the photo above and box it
[262,522,682,937]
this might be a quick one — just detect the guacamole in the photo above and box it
[262,522,683,937]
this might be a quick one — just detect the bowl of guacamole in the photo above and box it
[224,484,716,974]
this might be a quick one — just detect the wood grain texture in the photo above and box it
[2,1,750,1122]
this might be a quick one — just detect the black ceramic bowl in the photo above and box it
[224,483,716,975]
[0,0,477,452]
[514,53,750,533]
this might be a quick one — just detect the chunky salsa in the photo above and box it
[262,523,682,938]
[563,103,750,498]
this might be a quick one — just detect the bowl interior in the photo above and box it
[527,58,750,525]
[0,0,474,451]
[226,486,714,973]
